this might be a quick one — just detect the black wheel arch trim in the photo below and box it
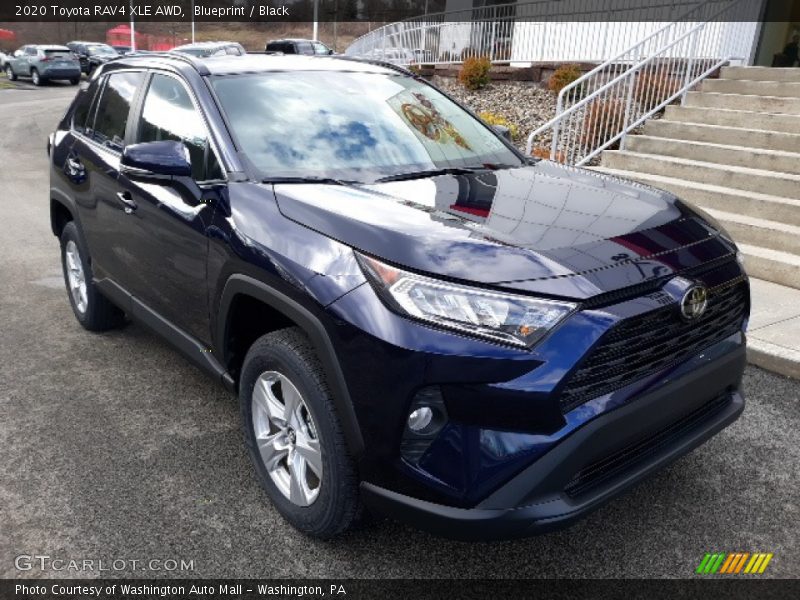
[217,274,365,457]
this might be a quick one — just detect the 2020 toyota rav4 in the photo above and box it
[49,53,749,540]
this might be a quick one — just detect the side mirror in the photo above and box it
[120,140,192,179]
[492,124,512,142]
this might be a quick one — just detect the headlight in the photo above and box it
[356,253,577,348]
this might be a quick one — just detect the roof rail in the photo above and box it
[323,55,414,76]
[109,51,211,76]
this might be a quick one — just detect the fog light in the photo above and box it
[408,407,433,432]
[401,386,449,464]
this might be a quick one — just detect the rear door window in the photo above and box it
[90,71,143,152]
[297,42,313,55]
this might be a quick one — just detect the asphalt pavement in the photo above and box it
[1,87,798,579]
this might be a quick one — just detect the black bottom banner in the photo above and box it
[3,579,799,600]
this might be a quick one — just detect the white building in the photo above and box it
[348,0,800,68]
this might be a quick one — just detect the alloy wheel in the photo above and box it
[251,370,322,506]
[64,240,87,314]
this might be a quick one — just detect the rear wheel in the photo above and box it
[5,65,16,81]
[59,221,126,331]
[69,78,79,85]
[30,68,41,86]
[240,327,360,538]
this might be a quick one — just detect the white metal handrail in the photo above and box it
[525,0,755,165]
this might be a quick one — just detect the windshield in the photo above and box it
[312,42,330,55]
[88,45,117,56]
[212,71,522,182]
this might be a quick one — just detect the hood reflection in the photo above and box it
[275,161,725,297]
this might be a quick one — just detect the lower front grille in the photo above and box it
[564,392,732,498]
[558,279,748,413]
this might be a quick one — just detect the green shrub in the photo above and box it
[458,56,492,91]
[548,64,582,95]
[478,111,519,141]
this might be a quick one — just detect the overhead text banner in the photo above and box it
[0,0,765,23]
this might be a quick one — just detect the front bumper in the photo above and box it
[361,345,745,540]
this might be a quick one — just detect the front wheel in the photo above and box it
[30,68,41,86]
[69,78,79,85]
[5,64,16,81]
[240,327,361,538]
[59,221,126,331]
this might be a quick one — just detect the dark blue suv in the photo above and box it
[49,53,749,539]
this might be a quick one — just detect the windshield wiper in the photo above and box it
[374,167,480,183]
[262,176,357,185]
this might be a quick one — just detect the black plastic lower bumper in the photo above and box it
[361,346,746,540]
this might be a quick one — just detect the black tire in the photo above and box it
[69,78,79,85]
[31,68,41,86]
[5,64,16,81]
[240,327,360,538]
[59,221,126,331]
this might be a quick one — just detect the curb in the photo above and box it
[747,338,800,380]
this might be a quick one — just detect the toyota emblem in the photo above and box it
[680,285,708,320]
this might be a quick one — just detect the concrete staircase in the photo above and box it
[595,66,800,290]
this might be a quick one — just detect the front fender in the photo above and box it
[216,274,365,458]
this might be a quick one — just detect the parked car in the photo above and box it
[5,45,80,85]
[49,53,748,540]
[66,41,119,75]
[172,41,245,57]
[363,47,415,64]
[412,48,434,63]
[265,38,333,55]
[111,45,131,55]
[0,50,10,68]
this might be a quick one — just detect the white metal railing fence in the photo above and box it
[525,0,755,165]
[346,0,720,65]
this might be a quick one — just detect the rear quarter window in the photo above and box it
[72,79,101,135]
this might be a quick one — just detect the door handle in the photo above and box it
[116,191,138,214]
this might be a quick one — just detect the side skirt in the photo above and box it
[95,277,236,393]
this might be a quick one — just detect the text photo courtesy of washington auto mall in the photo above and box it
[1,0,799,598]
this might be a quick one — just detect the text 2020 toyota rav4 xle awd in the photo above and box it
[49,53,749,539]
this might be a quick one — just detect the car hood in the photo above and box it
[273,162,734,299]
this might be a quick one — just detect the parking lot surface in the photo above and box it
[1,87,798,579]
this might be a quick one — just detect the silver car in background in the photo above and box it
[5,45,81,85]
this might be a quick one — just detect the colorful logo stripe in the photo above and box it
[696,552,773,574]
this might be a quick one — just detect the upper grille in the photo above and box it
[558,279,748,413]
